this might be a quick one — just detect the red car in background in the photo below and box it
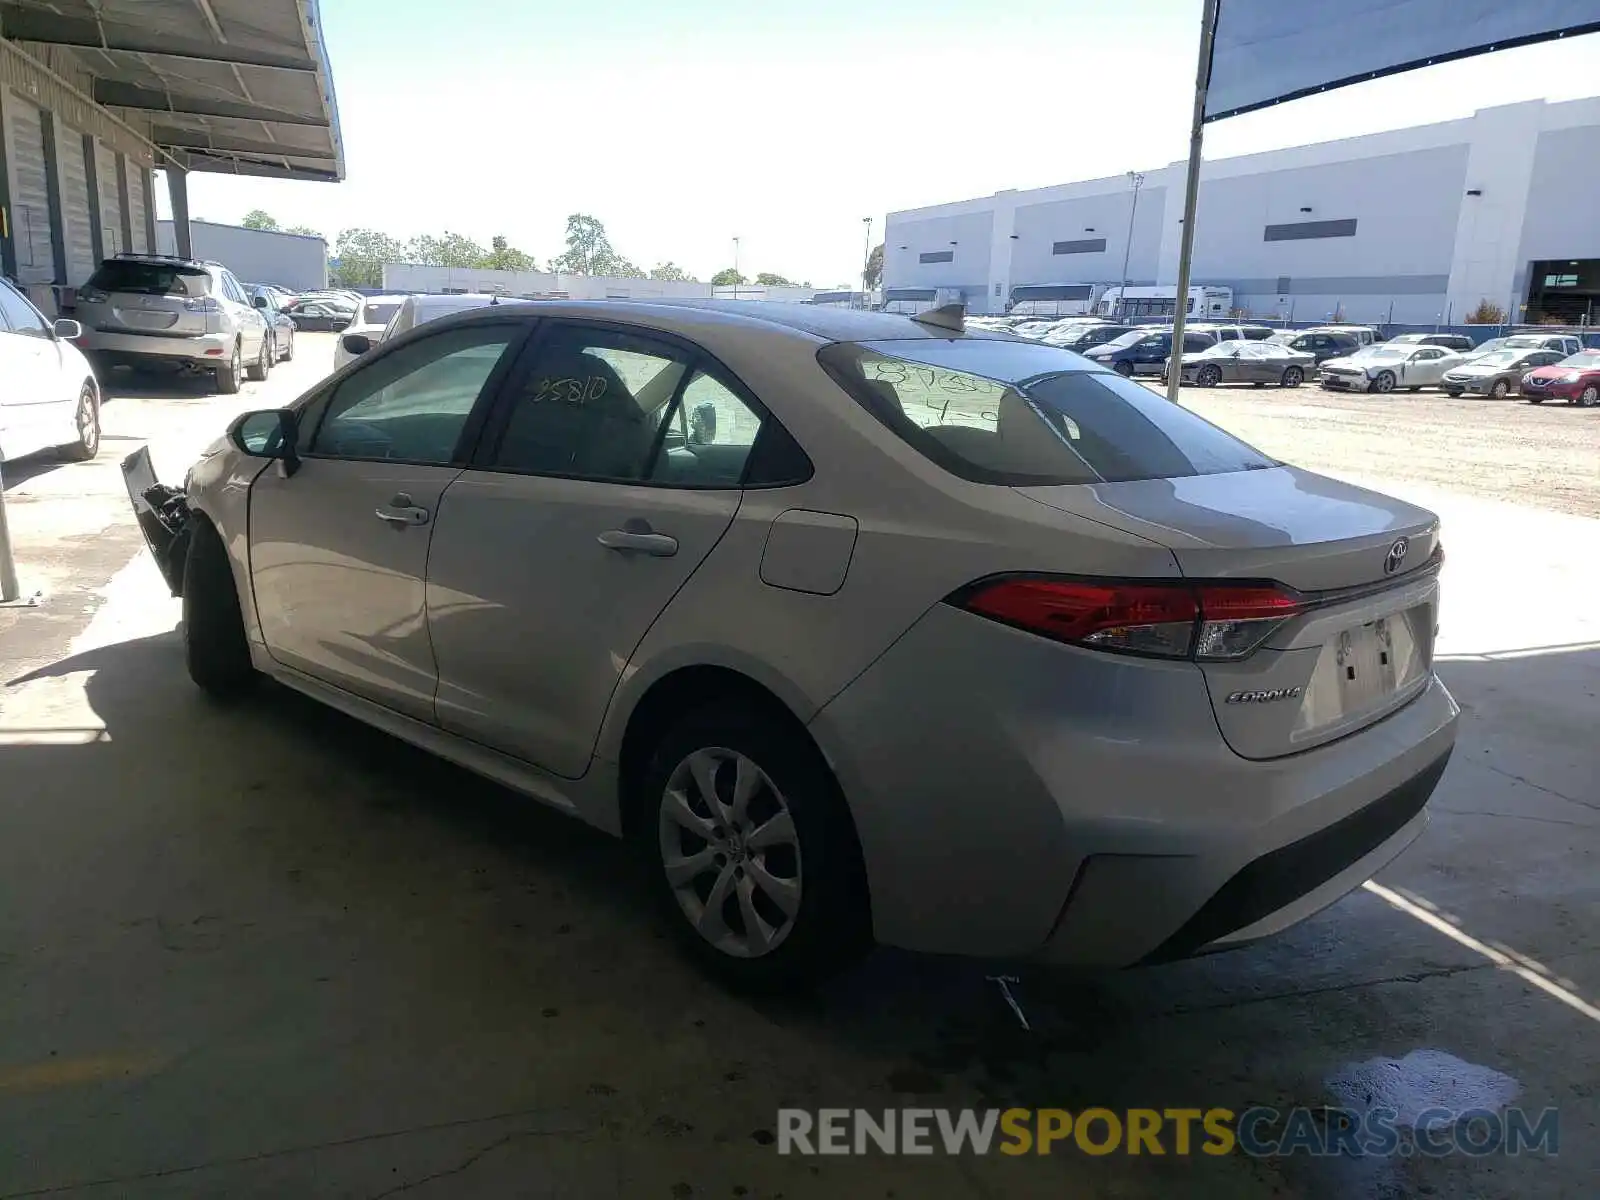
[1521,349,1600,407]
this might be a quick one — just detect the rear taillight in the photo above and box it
[953,577,1306,661]
[184,296,222,312]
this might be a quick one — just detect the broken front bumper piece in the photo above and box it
[121,446,192,596]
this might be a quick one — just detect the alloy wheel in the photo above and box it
[1371,371,1395,394]
[1198,365,1221,387]
[1581,386,1599,408]
[1491,380,1509,400]
[1281,367,1302,388]
[76,386,98,455]
[658,747,802,959]
[230,345,242,388]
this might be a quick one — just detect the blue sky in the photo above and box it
[159,0,1600,285]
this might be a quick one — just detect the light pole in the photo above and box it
[1117,171,1145,321]
[861,216,873,309]
[732,236,740,301]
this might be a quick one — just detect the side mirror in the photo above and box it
[229,408,301,476]
[341,332,373,357]
[53,318,82,340]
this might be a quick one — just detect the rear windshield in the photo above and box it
[88,260,210,297]
[361,301,402,327]
[818,340,1276,486]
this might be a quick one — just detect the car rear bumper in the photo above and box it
[809,604,1459,966]
[78,328,234,365]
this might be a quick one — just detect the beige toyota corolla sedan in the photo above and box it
[124,301,1458,990]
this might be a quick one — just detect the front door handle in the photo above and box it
[597,528,678,557]
[375,491,429,527]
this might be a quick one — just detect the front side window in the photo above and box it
[819,341,1276,486]
[311,323,520,463]
[0,280,51,336]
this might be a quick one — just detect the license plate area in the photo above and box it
[1295,608,1429,740]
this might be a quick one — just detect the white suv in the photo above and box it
[74,254,274,394]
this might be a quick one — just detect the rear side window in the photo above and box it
[818,342,1276,486]
[362,301,402,327]
[88,260,210,297]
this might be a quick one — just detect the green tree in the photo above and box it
[608,257,646,279]
[284,224,323,238]
[649,262,695,282]
[331,227,404,288]
[1466,298,1507,324]
[483,234,538,272]
[711,268,747,286]
[550,213,614,274]
[864,243,884,289]
[755,272,797,287]
[242,209,279,231]
[406,231,489,268]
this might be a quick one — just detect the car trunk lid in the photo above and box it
[1018,466,1441,758]
[88,261,214,337]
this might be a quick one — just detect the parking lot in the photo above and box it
[1,336,1595,1199]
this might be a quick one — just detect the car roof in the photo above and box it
[413,298,1020,344]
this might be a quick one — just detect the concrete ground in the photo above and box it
[0,338,1594,1198]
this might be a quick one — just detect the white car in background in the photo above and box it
[1319,344,1465,393]
[334,293,510,368]
[332,294,409,371]
[0,277,101,465]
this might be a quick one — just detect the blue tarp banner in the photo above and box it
[1205,0,1600,121]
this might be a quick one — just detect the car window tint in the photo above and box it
[0,280,50,336]
[820,343,1275,486]
[649,372,764,487]
[312,324,518,464]
[492,325,688,480]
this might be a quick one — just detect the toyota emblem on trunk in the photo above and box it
[1384,537,1410,575]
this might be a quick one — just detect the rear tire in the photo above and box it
[245,336,271,382]
[637,704,871,992]
[1280,367,1303,388]
[1408,386,1421,392]
[56,382,100,462]
[182,520,256,700]
[215,343,243,395]
[1527,397,1544,404]
[280,328,295,362]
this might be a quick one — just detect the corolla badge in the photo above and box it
[1384,537,1410,575]
[1225,687,1303,705]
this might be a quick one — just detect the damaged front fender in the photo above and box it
[121,446,193,596]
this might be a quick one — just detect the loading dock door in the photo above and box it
[124,159,148,252]
[55,118,95,286]
[5,92,56,285]
[94,140,122,258]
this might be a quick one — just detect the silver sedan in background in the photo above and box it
[123,301,1457,991]
[1169,340,1317,388]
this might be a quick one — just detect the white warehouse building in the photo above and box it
[884,96,1600,325]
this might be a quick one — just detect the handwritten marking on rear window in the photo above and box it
[531,376,608,404]
[864,359,1006,430]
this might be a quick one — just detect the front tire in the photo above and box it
[640,704,870,991]
[1490,379,1510,400]
[1370,371,1396,394]
[1280,366,1303,388]
[182,520,256,699]
[56,382,100,461]
[1579,385,1600,408]
[215,343,242,395]
[1114,361,1134,378]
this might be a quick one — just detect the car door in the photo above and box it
[1134,333,1171,373]
[221,270,265,357]
[425,319,768,778]
[248,319,529,719]
[1410,348,1449,384]
[0,279,61,459]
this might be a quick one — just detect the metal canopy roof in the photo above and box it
[0,0,343,182]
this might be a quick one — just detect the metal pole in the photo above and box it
[1118,171,1144,322]
[1166,0,1219,404]
[732,237,740,302]
[0,460,19,603]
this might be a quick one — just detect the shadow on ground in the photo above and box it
[0,631,1592,1198]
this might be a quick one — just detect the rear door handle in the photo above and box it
[375,491,430,527]
[597,529,678,557]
